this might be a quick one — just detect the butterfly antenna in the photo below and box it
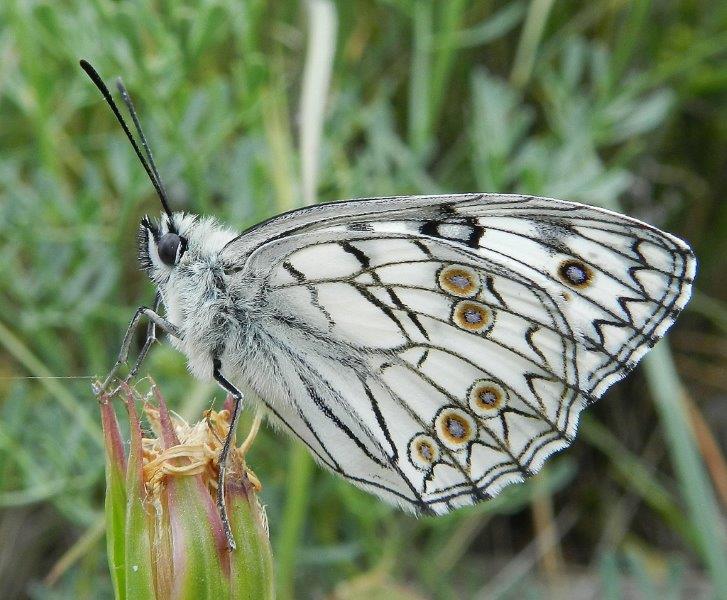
[79,60,174,222]
[115,78,170,215]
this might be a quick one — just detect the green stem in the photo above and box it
[275,442,315,600]
[408,0,432,157]
[642,343,727,596]
[510,0,555,90]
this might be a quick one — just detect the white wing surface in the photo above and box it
[219,194,694,513]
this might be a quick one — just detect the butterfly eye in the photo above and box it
[158,232,185,266]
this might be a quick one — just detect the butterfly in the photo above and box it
[81,61,695,549]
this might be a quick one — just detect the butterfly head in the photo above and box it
[138,212,190,278]
[138,211,239,283]
[80,60,193,279]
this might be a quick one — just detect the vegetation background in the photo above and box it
[1,0,726,598]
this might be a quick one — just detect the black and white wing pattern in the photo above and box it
[220,194,695,514]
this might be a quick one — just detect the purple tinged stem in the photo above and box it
[100,393,127,472]
[154,387,231,576]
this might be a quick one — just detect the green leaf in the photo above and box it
[122,394,156,599]
[228,475,275,600]
[100,399,127,600]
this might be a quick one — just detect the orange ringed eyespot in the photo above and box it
[453,301,491,332]
[435,408,476,449]
[438,265,480,297]
[409,434,440,470]
[469,380,508,417]
[558,259,593,288]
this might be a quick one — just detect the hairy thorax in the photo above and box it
[162,257,239,379]
[161,253,280,381]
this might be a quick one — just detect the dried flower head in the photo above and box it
[100,383,273,600]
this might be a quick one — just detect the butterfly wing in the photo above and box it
[220,194,694,513]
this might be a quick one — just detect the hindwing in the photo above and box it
[221,194,694,512]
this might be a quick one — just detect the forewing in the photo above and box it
[227,194,694,512]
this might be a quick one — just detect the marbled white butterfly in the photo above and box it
[82,61,695,550]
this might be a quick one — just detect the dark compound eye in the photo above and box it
[157,232,185,266]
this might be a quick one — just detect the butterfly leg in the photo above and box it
[212,359,244,551]
[95,302,181,395]
[124,294,169,385]
[117,292,160,386]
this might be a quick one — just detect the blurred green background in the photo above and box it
[1,0,727,598]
